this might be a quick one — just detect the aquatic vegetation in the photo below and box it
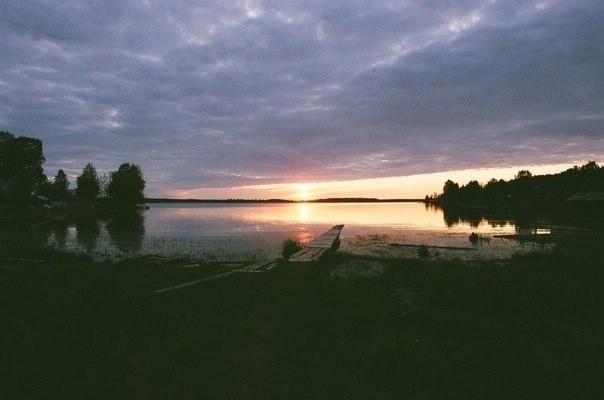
[417,245,430,258]
[282,238,303,260]
[469,232,492,244]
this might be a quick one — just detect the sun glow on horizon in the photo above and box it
[297,183,312,201]
[167,162,594,200]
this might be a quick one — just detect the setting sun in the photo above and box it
[297,184,312,201]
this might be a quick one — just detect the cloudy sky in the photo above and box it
[1,0,603,198]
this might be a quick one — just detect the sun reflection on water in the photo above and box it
[297,203,310,222]
[151,202,516,234]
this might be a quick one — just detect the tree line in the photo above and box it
[0,130,145,207]
[426,162,604,207]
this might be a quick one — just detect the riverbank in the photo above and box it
[1,241,603,398]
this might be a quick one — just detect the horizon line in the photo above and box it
[144,197,426,203]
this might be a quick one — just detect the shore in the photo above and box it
[1,240,603,399]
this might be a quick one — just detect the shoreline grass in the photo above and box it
[1,244,603,398]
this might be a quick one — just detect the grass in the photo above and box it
[282,238,303,260]
[1,244,603,399]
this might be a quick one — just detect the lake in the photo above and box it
[30,202,555,261]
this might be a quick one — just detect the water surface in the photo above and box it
[34,202,554,260]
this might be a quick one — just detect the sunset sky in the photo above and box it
[1,1,603,199]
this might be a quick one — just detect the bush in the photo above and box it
[469,232,491,244]
[417,245,430,259]
[282,238,303,260]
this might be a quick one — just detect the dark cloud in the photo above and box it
[1,0,603,195]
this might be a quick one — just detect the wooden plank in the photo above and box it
[290,248,328,262]
[244,259,277,271]
[154,270,238,293]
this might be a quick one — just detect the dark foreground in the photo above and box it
[1,242,603,399]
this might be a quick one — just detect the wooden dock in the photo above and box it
[289,225,344,263]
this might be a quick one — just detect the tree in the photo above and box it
[580,161,600,171]
[443,180,459,195]
[51,169,69,200]
[485,178,499,187]
[107,163,145,206]
[76,163,100,203]
[0,131,45,200]
[515,170,532,180]
[441,179,460,203]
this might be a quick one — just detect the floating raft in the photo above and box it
[289,225,345,263]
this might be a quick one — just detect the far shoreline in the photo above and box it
[144,197,426,204]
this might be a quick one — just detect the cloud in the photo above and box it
[1,0,603,196]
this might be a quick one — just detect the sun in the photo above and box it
[297,184,311,201]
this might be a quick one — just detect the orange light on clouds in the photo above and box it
[170,162,591,200]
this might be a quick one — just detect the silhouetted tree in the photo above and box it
[0,131,45,201]
[51,169,69,200]
[107,163,145,206]
[580,161,599,171]
[463,180,482,198]
[35,175,52,198]
[431,162,604,207]
[441,179,460,203]
[76,163,100,203]
[514,170,532,180]
[443,180,459,195]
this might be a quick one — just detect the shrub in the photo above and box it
[469,232,491,244]
[282,238,303,260]
[417,245,430,258]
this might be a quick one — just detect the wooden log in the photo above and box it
[389,243,478,251]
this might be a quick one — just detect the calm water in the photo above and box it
[36,202,553,260]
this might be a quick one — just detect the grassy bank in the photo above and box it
[1,245,603,399]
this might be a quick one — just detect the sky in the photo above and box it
[1,0,603,199]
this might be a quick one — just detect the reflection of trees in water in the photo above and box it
[106,211,145,254]
[443,210,461,228]
[431,204,483,228]
[433,204,519,229]
[50,219,69,248]
[76,217,100,253]
[426,203,460,227]
[431,200,603,232]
